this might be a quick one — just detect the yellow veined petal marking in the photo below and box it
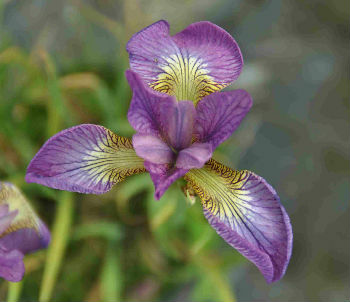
[0,183,40,236]
[80,128,146,186]
[184,159,253,230]
[150,53,227,104]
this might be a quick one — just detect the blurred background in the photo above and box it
[0,0,349,301]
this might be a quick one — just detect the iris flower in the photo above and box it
[0,182,50,282]
[25,21,292,283]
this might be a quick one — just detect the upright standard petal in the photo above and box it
[26,124,146,194]
[161,100,195,150]
[0,182,50,255]
[144,162,187,200]
[126,69,176,136]
[194,90,252,149]
[185,159,293,283]
[127,20,243,104]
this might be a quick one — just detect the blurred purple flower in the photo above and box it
[0,182,50,282]
[25,21,292,283]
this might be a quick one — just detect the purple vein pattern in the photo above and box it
[185,159,293,283]
[127,20,243,103]
[26,124,146,194]
[24,20,293,283]
[126,70,252,200]
[0,182,50,282]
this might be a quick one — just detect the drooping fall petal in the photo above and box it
[0,204,24,283]
[184,159,293,283]
[127,20,243,104]
[194,90,252,149]
[0,182,51,282]
[0,182,50,254]
[26,124,145,194]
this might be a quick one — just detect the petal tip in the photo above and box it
[38,222,51,249]
[24,171,36,185]
[126,20,170,53]
[154,191,162,201]
[185,161,293,283]
[173,20,244,81]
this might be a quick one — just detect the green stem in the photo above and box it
[100,240,122,301]
[39,191,74,302]
[7,281,23,302]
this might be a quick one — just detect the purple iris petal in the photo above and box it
[0,205,17,234]
[185,161,293,283]
[26,124,145,194]
[0,182,51,282]
[126,69,176,136]
[132,133,174,164]
[127,69,196,150]
[204,198,292,283]
[176,142,212,169]
[194,90,253,149]
[0,222,50,255]
[0,204,9,216]
[161,100,195,150]
[144,161,187,200]
[127,21,178,87]
[0,248,24,282]
[143,161,168,188]
[127,20,243,103]
[0,183,50,255]
[154,168,188,200]
[172,21,243,84]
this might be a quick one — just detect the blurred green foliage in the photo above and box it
[0,0,349,301]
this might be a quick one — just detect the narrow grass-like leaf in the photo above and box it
[100,240,122,301]
[193,254,236,302]
[39,191,74,302]
[72,222,122,241]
